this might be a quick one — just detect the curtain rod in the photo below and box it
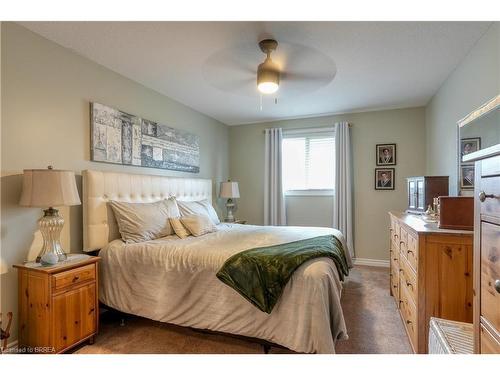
[263,124,352,134]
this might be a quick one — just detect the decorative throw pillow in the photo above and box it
[177,199,220,225]
[169,217,191,239]
[109,198,180,243]
[179,214,217,237]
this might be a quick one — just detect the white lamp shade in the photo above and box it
[220,181,240,199]
[19,169,81,208]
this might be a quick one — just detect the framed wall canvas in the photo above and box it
[375,168,395,190]
[460,137,481,161]
[376,144,396,165]
[460,165,475,190]
[91,102,200,173]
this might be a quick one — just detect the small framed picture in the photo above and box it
[460,165,475,190]
[460,137,481,161]
[376,144,396,166]
[375,168,395,190]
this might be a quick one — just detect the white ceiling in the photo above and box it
[20,21,491,125]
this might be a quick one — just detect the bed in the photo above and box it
[83,170,352,353]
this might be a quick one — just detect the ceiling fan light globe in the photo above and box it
[258,81,279,94]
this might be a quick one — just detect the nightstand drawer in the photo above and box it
[52,264,96,291]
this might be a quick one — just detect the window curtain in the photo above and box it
[264,128,286,225]
[333,121,354,260]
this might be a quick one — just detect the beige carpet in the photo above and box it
[75,266,412,354]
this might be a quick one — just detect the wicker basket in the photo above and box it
[428,317,473,354]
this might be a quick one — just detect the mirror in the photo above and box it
[457,95,500,195]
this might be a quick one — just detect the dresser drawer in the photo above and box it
[481,155,500,177]
[390,240,399,264]
[52,264,96,292]
[479,176,500,219]
[400,256,418,304]
[406,234,418,271]
[480,324,500,354]
[391,220,400,249]
[400,227,408,254]
[480,222,500,333]
[390,271,399,303]
[400,282,418,350]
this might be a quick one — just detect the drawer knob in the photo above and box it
[495,279,500,294]
[72,276,80,283]
[479,191,495,202]
[406,320,412,325]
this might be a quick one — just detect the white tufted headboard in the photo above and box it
[82,170,213,252]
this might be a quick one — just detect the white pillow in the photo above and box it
[169,217,191,239]
[179,214,217,237]
[109,198,180,243]
[177,199,220,224]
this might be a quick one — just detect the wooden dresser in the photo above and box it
[389,212,473,353]
[472,152,500,353]
[14,255,100,353]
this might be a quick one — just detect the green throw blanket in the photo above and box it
[216,235,349,314]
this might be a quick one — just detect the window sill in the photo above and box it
[285,190,334,197]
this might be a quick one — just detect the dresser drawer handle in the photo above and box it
[406,320,412,325]
[479,191,496,202]
[407,250,414,255]
[72,276,80,283]
[495,279,500,294]
[406,281,413,289]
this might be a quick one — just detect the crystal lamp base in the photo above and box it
[36,207,67,263]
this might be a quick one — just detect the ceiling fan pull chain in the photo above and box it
[260,94,263,111]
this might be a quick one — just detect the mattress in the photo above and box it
[98,223,352,353]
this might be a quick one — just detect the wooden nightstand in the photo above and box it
[13,254,100,353]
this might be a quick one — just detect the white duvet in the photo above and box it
[99,224,352,353]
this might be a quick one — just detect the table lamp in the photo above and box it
[220,180,240,222]
[19,166,81,263]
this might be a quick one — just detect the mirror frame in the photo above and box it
[457,94,500,195]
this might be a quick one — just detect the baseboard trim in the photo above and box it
[353,258,390,268]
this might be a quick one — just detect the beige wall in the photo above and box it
[229,107,427,262]
[426,23,499,194]
[0,23,229,343]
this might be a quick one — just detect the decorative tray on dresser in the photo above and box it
[388,211,473,353]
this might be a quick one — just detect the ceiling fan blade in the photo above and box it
[281,71,334,82]
[209,77,255,91]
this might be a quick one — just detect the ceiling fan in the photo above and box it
[202,37,336,100]
[256,39,281,94]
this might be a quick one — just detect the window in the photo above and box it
[282,132,335,195]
